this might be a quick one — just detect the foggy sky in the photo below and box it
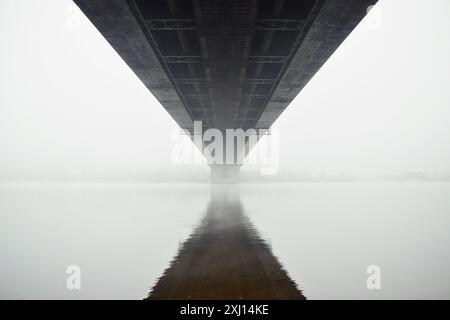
[1,0,450,180]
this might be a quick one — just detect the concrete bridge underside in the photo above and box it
[74,0,377,182]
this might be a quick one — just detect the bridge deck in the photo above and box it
[74,0,376,132]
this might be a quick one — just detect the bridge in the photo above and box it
[73,0,377,182]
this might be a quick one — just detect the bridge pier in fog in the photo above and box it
[74,0,377,185]
[210,164,241,184]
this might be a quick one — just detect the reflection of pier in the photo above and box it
[146,185,305,300]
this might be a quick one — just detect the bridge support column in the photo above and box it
[210,164,241,184]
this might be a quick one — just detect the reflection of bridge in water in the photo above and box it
[147,185,305,300]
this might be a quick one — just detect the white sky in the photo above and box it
[269,0,450,176]
[1,0,450,180]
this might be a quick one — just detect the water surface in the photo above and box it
[1,182,449,299]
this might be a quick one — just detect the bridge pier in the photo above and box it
[74,1,377,186]
[210,164,241,184]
